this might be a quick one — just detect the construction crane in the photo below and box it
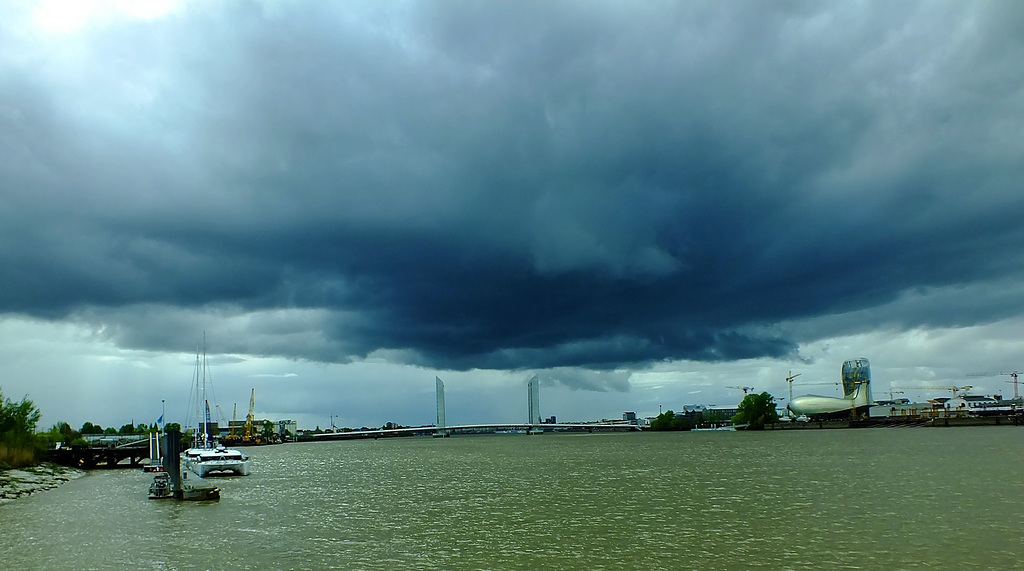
[726,385,754,395]
[1001,371,1020,400]
[967,371,1021,399]
[890,385,973,397]
[243,388,257,444]
[231,403,238,438]
[883,389,904,401]
[785,371,801,407]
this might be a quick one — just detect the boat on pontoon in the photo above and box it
[181,338,252,478]
[181,444,251,477]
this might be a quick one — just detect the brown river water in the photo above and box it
[1,427,1022,570]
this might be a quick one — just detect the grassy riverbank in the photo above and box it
[0,444,39,469]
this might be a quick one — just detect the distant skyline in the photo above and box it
[2,1,1023,430]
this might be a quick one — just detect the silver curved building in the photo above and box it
[788,358,874,419]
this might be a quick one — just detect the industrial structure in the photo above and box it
[788,358,874,419]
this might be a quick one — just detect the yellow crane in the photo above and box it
[243,388,257,444]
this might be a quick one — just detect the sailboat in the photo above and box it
[180,339,252,477]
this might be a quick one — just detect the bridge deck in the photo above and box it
[313,422,640,440]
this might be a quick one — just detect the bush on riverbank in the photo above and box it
[0,445,39,469]
[0,389,44,468]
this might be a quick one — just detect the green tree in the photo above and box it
[650,410,677,430]
[80,421,104,434]
[0,389,44,467]
[261,420,275,441]
[732,392,780,430]
[57,421,79,444]
[651,409,706,431]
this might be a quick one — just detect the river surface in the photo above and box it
[2,427,1023,570]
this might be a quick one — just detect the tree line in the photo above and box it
[1,388,168,469]
[649,392,780,431]
[650,408,731,431]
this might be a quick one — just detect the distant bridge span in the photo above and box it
[313,423,641,441]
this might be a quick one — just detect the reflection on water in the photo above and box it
[2,427,1023,569]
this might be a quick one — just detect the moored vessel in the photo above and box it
[181,337,252,478]
[181,444,251,477]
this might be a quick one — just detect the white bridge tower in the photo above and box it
[434,376,448,437]
[527,374,540,426]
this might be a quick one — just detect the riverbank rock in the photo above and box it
[0,463,86,503]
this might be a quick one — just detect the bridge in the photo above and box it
[47,438,151,469]
[313,422,641,441]
[316,376,643,440]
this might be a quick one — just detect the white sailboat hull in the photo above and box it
[181,446,251,477]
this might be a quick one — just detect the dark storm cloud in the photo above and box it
[2,1,1023,373]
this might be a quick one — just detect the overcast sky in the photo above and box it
[2,0,1023,431]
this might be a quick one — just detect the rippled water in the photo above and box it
[2,427,1023,570]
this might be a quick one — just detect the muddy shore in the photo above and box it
[0,463,86,503]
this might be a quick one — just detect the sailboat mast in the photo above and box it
[202,333,209,447]
[193,347,202,447]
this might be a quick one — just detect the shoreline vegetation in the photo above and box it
[1,389,45,470]
[2,387,164,469]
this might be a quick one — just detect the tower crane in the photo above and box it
[785,371,801,409]
[726,385,754,395]
[890,385,973,397]
[966,371,1021,399]
[1001,371,1020,400]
